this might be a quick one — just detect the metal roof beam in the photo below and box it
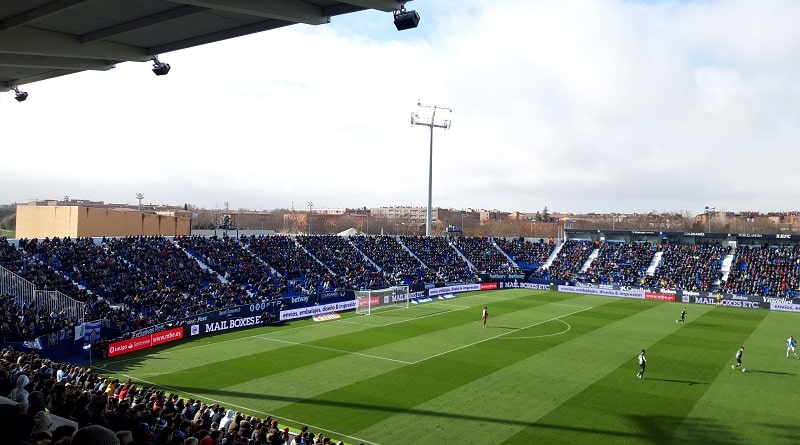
[0,26,149,61]
[166,0,329,25]
[1,68,82,90]
[338,1,405,13]
[147,18,292,55]
[0,53,117,71]
[80,5,209,43]
[0,0,90,30]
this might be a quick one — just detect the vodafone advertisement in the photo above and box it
[107,327,184,358]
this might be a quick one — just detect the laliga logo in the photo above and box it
[109,342,132,353]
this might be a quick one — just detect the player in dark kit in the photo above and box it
[636,349,647,379]
[676,307,686,324]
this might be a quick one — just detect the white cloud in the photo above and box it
[2,0,800,214]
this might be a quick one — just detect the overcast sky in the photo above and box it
[2,0,799,216]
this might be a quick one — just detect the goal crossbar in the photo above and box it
[355,285,410,315]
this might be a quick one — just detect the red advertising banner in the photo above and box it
[644,292,675,302]
[357,296,380,309]
[479,282,498,290]
[107,327,184,358]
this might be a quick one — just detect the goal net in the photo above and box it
[355,285,410,315]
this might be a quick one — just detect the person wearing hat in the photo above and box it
[31,411,53,442]
[8,373,30,409]
[72,424,121,445]
[116,430,134,445]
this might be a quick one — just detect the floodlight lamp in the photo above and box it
[393,4,419,31]
[13,86,28,102]
[151,55,171,76]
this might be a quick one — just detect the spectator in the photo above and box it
[72,424,121,445]
[9,373,31,409]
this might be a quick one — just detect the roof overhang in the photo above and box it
[0,0,408,92]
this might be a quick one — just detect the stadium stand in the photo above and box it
[720,244,800,298]
[348,234,435,285]
[450,236,519,274]
[492,237,556,271]
[3,232,800,444]
[530,239,596,282]
[579,241,658,286]
[0,346,348,445]
[399,235,475,283]
[642,242,728,292]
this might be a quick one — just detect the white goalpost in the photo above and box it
[355,285,410,315]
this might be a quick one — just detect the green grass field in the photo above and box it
[96,290,800,445]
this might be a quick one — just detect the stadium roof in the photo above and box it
[0,0,406,92]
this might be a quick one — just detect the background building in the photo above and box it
[16,202,190,238]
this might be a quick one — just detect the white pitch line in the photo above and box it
[553,302,593,308]
[98,292,580,367]
[110,372,382,445]
[254,336,414,365]
[99,299,474,366]
[427,302,472,309]
[410,306,594,365]
[338,318,384,327]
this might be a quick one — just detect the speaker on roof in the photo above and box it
[394,9,420,31]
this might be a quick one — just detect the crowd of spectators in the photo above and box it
[0,347,350,445]
[450,237,517,274]
[720,245,800,298]
[0,294,79,343]
[531,240,596,282]
[3,234,800,344]
[492,238,555,270]
[239,235,330,296]
[642,242,728,291]
[579,242,658,286]
[173,236,282,300]
[294,235,391,290]
[0,237,85,298]
[399,236,474,283]
[347,235,436,284]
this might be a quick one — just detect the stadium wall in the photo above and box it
[16,205,190,238]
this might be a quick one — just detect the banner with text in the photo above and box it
[558,285,645,299]
[107,327,184,358]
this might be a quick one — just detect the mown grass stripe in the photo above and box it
[504,304,766,444]
[355,298,683,444]
[670,309,800,445]
[269,297,631,443]
[98,291,800,445]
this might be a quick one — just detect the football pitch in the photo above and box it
[97,290,800,445]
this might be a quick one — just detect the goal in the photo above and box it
[355,285,410,315]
